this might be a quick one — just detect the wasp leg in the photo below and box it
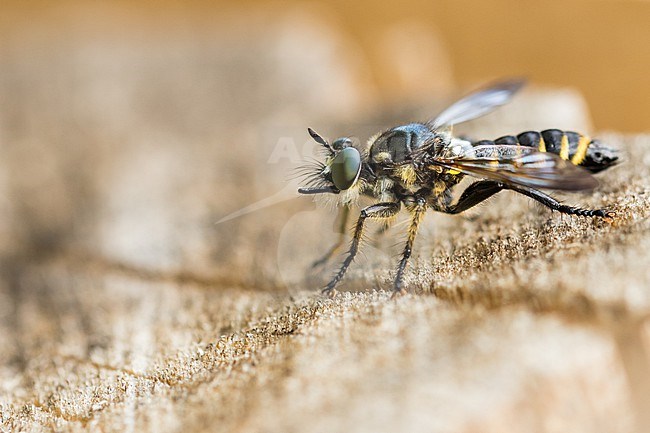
[393,198,427,295]
[311,206,350,269]
[447,180,612,218]
[323,202,401,296]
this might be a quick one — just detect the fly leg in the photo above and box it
[311,206,350,269]
[446,181,503,214]
[323,202,401,296]
[393,197,427,295]
[505,185,615,218]
[446,180,613,218]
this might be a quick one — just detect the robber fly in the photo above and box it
[297,79,618,296]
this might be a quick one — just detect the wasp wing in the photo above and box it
[429,78,526,129]
[432,145,598,191]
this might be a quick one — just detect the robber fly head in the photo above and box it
[298,128,364,195]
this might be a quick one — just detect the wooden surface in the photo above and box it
[1,6,650,432]
[1,144,650,432]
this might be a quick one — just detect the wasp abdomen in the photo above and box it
[475,129,618,173]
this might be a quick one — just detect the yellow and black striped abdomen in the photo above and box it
[474,129,618,173]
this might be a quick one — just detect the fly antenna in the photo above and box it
[308,128,334,154]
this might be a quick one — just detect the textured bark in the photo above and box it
[1,134,648,433]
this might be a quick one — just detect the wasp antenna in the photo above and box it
[308,128,334,153]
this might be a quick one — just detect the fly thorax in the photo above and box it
[394,164,418,188]
[369,123,435,164]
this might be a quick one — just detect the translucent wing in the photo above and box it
[429,78,526,129]
[432,145,598,191]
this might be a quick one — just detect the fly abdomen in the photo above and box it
[476,129,618,173]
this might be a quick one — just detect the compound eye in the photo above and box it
[331,147,361,190]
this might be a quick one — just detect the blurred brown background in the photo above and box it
[4,0,648,131]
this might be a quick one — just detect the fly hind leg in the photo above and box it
[446,180,613,218]
[324,202,400,296]
[507,185,615,218]
[446,181,504,214]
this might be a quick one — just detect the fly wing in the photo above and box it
[432,145,598,191]
[429,79,526,129]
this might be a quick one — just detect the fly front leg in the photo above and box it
[323,202,401,296]
[393,197,427,295]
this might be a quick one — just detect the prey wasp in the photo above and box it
[297,79,618,296]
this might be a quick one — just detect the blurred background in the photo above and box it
[0,0,648,284]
